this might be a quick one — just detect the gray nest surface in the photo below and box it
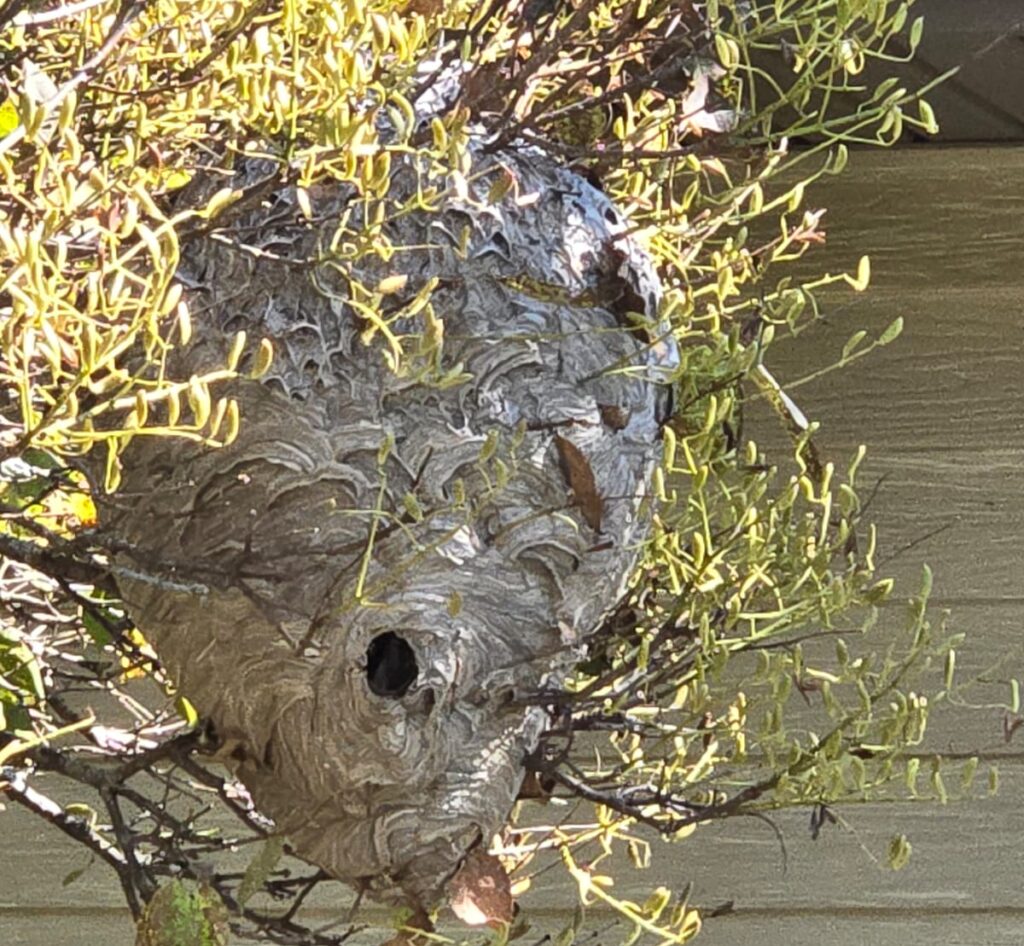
[95,147,679,909]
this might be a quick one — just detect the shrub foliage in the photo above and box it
[0,1,966,944]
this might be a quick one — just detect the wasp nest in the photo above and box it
[96,147,678,909]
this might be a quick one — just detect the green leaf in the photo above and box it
[135,880,229,946]
[62,855,96,887]
[0,642,46,702]
[714,34,739,70]
[554,903,586,946]
[890,4,907,33]
[960,756,979,794]
[237,836,285,906]
[879,316,903,345]
[943,649,956,690]
[919,563,933,599]
[904,757,920,794]
[82,609,113,647]
[918,99,939,135]
[841,330,867,359]
[908,16,925,52]
[0,471,52,506]
[830,143,849,175]
[887,834,912,871]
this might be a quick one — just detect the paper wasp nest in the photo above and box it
[97,148,678,909]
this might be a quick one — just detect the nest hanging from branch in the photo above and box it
[94,146,678,910]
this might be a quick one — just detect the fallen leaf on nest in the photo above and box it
[554,435,603,532]
[598,404,630,431]
[377,274,409,295]
[449,849,514,927]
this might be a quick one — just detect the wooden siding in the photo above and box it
[3,146,1024,944]
[751,0,1024,144]
[888,0,1024,142]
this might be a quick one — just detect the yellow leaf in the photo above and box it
[66,490,97,528]
[160,169,193,191]
[119,628,158,681]
[251,337,274,378]
[175,695,199,727]
[377,274,408,295]
[0,98,19,136]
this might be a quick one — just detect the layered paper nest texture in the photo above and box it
[98,149,678,907]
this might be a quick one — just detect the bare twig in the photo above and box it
[0,531,112,586]
[13,0,110,26]
[2,768,129,874]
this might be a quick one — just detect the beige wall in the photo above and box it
[4,146,1024,945]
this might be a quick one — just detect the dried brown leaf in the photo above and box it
[598,404,630,431]
[449,849,514,927]
[554,434,603,532]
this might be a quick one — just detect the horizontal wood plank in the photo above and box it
[744,147,1024,606]
[4,760,1023,913]
[695,910,1024,946]
[7,904,1024,946]
[784,146,1024,292]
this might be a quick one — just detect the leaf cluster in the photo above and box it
[0,1,973,944]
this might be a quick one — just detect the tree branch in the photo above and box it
[0,531,112,586]
[2,767,129,875]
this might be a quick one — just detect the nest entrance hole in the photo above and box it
[366,632,418,698]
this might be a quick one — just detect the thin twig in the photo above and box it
[13,0,109,26]
[0,0,145,159]
[2,768,129,874]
